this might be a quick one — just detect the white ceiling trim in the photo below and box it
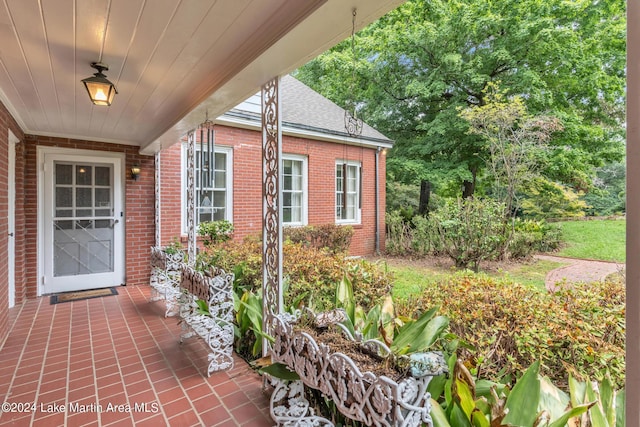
[143,0,405,154]
[0,0,405,151]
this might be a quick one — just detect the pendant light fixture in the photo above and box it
[81,62,118,106]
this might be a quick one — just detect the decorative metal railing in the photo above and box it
[270,315,446,427]
[178,265,235,376]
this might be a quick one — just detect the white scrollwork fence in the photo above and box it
[178,265,235,376]
[149,246,183,317]
[270,315,446,427]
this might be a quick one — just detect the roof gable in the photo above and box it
[221,75,392,144]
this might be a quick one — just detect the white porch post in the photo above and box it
[186,130,197,265]
[262,76,283,356]
[627,0,640,423]
[155,151,161,247]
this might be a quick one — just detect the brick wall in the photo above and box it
[0,101,25,348]
[159,125,387,256]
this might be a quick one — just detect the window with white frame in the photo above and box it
[282,155,308,226]
[336,161,361,223]
[182,145,233,231]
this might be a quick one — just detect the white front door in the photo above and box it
[41,149,125,294]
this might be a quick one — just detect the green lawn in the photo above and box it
[555,219,625,262]
[388,258,565,301]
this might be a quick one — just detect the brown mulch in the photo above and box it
[297,325,407,382]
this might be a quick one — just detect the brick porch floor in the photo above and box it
[0,285,273,426]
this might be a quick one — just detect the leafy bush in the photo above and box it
[384,211,414,256]
[429,198,507,270]
[508,218,563,258]
[582,161,626,216]
[198,219,234,248]
[284,223,353,253]
[386,181,420,218]
[398,273,625,389]
[520,177,587,219]
[386,203,562,263]
[198,236,392,312]
[429,357,624,427]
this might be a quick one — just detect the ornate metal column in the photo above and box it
[262,76,283,356]
[186,130,197,265]
[155,151,161,247]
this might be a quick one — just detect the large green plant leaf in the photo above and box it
[391,307,447,354]
[456,378,476,418]
[548,404,594,427]
[503,361,541,427]
[259,362,300,381]
[585,381,609,427]
[538,376,570,421]
[600,375,615,426]
[429,398,452,427]
[428,374,448,402]
[449,403,472,427]
[335,276,355,324]
[615,390,625,427]
[569,375,587,407]
[470,408,490,427]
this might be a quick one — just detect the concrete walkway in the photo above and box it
[536,254,625,292]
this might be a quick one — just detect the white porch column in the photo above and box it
[626,0,639,422]
[186,130,197,265]
[261,76,283,356]
[155,151,161,247]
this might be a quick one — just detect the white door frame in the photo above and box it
[37,147,126,295]
[7,130,18,308]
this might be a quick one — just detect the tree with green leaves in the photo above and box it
[295,0,625,200]
[460,83,563,216]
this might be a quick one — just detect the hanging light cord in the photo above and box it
[344,8,363,137]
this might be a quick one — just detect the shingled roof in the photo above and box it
[219,75,392,146]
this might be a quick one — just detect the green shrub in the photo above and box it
[430,198,507,271]
[386,181,420,218]
[198,219,234,248]
[411,214,443,256]
[384,211,414,256]
[512,217,563,252]
[284,224,353,253]
[198,236,392,312]
[521,177,587,219]
[399,274,625,389]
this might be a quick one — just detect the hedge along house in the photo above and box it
[158,75,392,255]
[0,0,405,349]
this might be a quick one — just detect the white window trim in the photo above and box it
[181,144,233,233]
[335,160,361,225]
[282,154,308,226]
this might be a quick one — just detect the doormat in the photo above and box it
[50,287,118,305]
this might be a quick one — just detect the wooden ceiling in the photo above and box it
[0,0,404,153]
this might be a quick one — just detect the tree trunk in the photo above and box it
[418,180,431,215]
[462,165,478,198]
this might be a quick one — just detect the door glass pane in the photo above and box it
[95,188,111,208]
[76,188,92,208]
[95,167,110,186]
[54,162,114,277]
[56,188,72,208]
[56,164,73,185]
[76,166,92,185]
